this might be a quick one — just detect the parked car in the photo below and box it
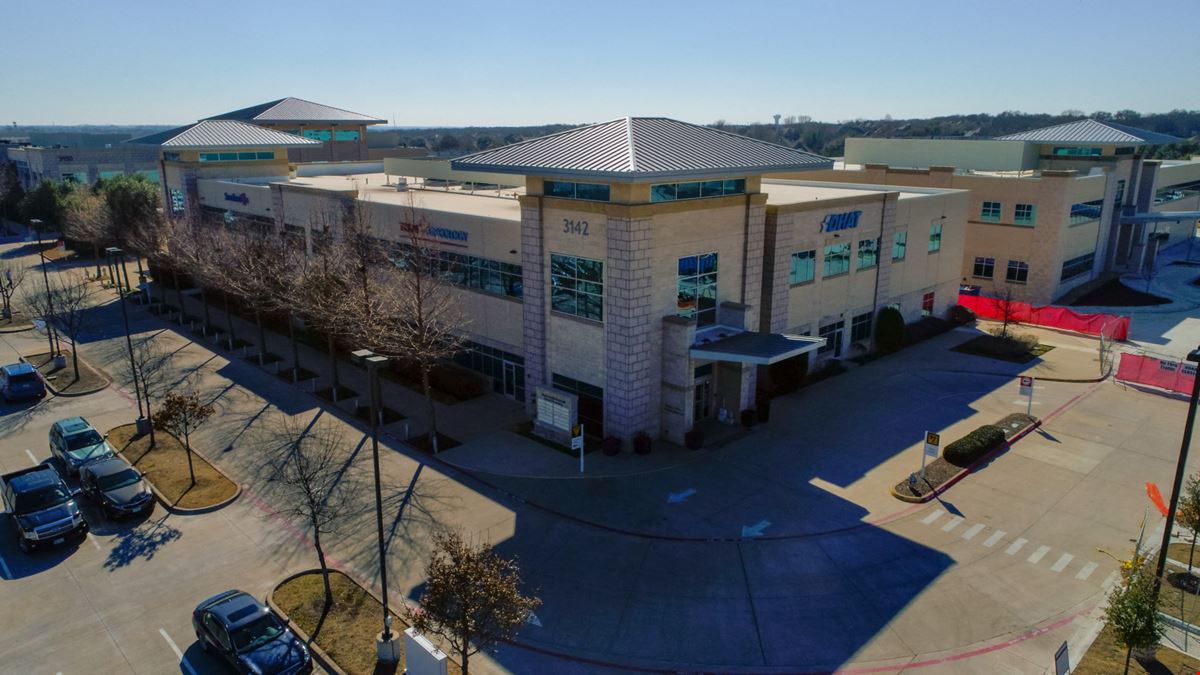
[79,457,154,519]
[192,590,313,675]
[1,464,88,553]
[0,362,46,402]
[49,417,116,476]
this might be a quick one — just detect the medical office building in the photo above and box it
[143,116,966,446]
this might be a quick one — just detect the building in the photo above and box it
[204,97,387,162]
[1,143,161,189]
[148,116,967,446]
[781,119,1200,305]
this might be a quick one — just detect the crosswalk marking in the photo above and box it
[1076,562,1098,581]
[983,530,1006,548]
[1050,553,1074,572]
[961,523,985,541]
[1028,545,1051,564]
[941,516,964,533]
[921,510,943,525]
[1005,538,1028,556]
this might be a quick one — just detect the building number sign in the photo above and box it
[563,218,589,236]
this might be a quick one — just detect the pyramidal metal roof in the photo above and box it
[125,120,322,149]
[206,97,386,124]
[997,119,1182,145]
[452,117,833,180]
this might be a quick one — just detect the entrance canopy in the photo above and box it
[690,331,825,365]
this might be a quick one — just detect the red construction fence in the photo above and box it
[1116,353,1197,396]
[957,294,1130,340]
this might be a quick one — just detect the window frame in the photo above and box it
[1014,203,1036,226]
[789,249,816,285]
[1006,260,1029,284]
[928,221,943,253]
[676,252,719,327]
[892,231,907,261]
[822,242,851,278]
[980,201,1002,223]
[972,256,995,279]
[857,238,880,270]
[850,312,872,343]
[549,253,604,322]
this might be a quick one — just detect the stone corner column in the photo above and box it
[604,216,657,443]
[519,200,546,416]
[661,315,696,444]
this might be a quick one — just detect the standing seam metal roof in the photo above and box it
[125,120,322,149]
[997,119,1182,145]
[452,117,833,179]
[206,97,386,124]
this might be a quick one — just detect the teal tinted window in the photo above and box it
[677,252,718,326]
[550,253,603,321]
[302,129,332,141]
[928,222,942,252]
[393,245,522,298]
[980,201,1001,222]
[1053,147,1102,157]
[1014,203,1036,226]
[237,152,257,160]
[544,180,609,202]
[256,151,274,160]
[1069,200,1103,225]
[892,231,907,260]
[650,179,745,202]
[334,130,360,141]
[701,181,724,197]
[545,180,575,198]
[650,184,676,202]
[857,238,879,270]
[823,243,850,277]
[789,249,815,284]
[219,152,238,161]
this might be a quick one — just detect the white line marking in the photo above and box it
[961,523,985,541]
[25,449,36,464]
[158,628,198,675]
[941,516,964,533]
[921,510,943,525]
[0,551,10,579]
[983,530,1006,548]
[1028,545,1052,564]
[1050,553,1074,572]
[1076,562,1099,581]
[1102,571,1119,589]
[1005,538,1028,556]
[87,533,102,551]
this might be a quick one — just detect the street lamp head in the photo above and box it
[350,348,375,364]
[365,355,389,370]
[105,246,123,256]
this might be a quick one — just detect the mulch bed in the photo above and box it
[314,385,359,403]
[1070,278,1171,307]
[1073,622,1199,674]
[406,432,462,454]
[893,413,1037,500]
[25,349,108,395]
[951,334,1054,364]
[352,404,406,425]
[241,352,284,367]
[108,423,237,510]
[275,366,319,384]
[272,570,463,675]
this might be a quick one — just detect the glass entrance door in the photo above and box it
[503,361,517,398]
[693,376,713,421]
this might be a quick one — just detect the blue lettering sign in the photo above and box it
[224,192,250,205]
[820,210,862,233]
[425,227,469,242]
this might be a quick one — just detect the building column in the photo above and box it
[873,193,898,317]
[719,300,757,412]
[518,199,547,415]
[740,196,766,329]
[660,316,696,444]
[604,216,657,442]
[760,210,792,333]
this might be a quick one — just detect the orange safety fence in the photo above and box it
[1115,352,1197,396]
[956,294,1130,340]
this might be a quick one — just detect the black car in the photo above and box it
[79,457,154,519]
[193,590,313,675]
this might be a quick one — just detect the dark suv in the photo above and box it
[193,590,312,674]
[1,464,88,553]
[0,362,46,402]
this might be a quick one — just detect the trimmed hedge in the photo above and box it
[875,306,905,354]
[943,425,1006,465]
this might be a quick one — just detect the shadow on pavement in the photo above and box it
[103,513,183,570]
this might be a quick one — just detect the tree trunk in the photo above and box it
[172,269,184,326]
[92,242,101,279]
[288,314,301,383]
[184,432,196,486]
[327,333,340,398]
[1190,535,1197,574]
[1124,646,1132,675]
[145,395,156,447]
[422,367,438,453]
[200,288,211,337]
[223,292,236,350]
[314,529,332,610]
[255,310,267,365]
[461,644,469,675]
[71,338,80,381]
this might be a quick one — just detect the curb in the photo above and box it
[0,322,34,334]
[1158,611,1200,638]
[19,353,111,397]
[889,419,1044,504]
[267,570,349,675]
[110,425,242,515]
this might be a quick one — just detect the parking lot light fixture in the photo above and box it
[1153,346,1200,603]
[108,247,145,423]
[355,348,397,657]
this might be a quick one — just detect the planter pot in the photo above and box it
[684,430,704,450]
[633,434,652,455]
[53,354,67,369]
[602,436,621,456]
[1132,645,1158,662]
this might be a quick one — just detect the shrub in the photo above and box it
[942,425,1006,465]
[684,429,704,450]
[904,317,954,346]
[602,436,621,456]
[875,306,905,354]
[947,304,976,325]
[633,432,652,455]
[740,409,755,428]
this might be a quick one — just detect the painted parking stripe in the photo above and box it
[25,448,36,465]
[1005,538,1028,556]
[87,533,102,551]
[941,516,964,533]
[0,551,10,579]
[1028,545,1052,564]
[158,628,198,675]
[1050,553,1074,573]
[921,510,943,525]
[961,523,985,541]
[983,530,1006,548]
[1076,561,1099,581]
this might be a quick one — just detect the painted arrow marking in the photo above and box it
[742,521,771,537]
[526,612,542,627]
[667,488,697,504]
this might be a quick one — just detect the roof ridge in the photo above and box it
[625,117,638,172]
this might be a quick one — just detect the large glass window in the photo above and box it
[550,254,603,321]
[302,129,333,141]
[822,243,850,277]
[857,238,879,270]
[1014,203,1036,226]
[1061,252,1095,281]
[973,256,995,278]
[454,340,525,402]
[199,151,273,163]
[1069,200,1103,225]
[394,245,522,298]
[650,179,745,202]
[1053,146,1102,157]
[544,180,610,202]
[333,129,361,141]
[980,201,1001,223]
[818,320,844,356]
[789,249,815,285]
[1006,260,1029,284]
[928,222,942,252]
[850,312,872,343]
[169,189,185,214]
[677,252,718,326]
[892,231,907,261]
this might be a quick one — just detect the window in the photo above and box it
[818,320,844,356]
[333,129,361,141]
[789,249,815,285]
[928,221,942,252]
[892,231,907,261]
[650,179,745,202]
[454,340,526,402]
[302,129,333,141]
[394,245,523,298]
[1061,252,1095,281]
[162,152,180,161]
[980,201,1001,223]
[677,252,718,326]
[1014,203,1036,226]
[550,254,603,321]
[198,151,273,163]
[972,256,995,279]
[921,292,935,317]
[857,238,879,270]
[1053,146,1102,157]
[551,373,603,436]
[822,242,850,277]
[1006,260,1029,284]
[1115,179,1126,205]
[169,189,185,214]
[1069,200,1103,225]
[544,180,610,202]
[850,312,872,343]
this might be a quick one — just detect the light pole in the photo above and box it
[108,247,147,430]
[1153,346,1200,602]
[30,219,59,359]
[351,348,398,663]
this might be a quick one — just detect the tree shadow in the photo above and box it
[103,513,183,570]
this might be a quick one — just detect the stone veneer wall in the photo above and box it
[603,216,658,442]
[520,202,547,415]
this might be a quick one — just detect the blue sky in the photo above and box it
[3,0,1198,127]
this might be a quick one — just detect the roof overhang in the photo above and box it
[690,332,826,365]
[1120,211,1200,224]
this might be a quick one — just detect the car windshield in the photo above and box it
[8,372,38,384]
[231,614,285,652]
[13,485,69,514]
[97,469,141,491]
[66,430,104,451]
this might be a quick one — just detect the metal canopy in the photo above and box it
[1120,211,1200,224]
[690,332,826,365]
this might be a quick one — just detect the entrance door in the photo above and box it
[502,361,517,398]
[693,376,713,421]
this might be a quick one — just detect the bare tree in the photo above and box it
[62,185,109,280]
[216,224,297,365]
[295,212,355,398]
[155,390,214,486]
[0,259,27,320]
[408,531,541,675]
[128,336,175,447]
[23,272,96,381]
[992,283,1022,341]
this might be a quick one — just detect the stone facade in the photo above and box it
[603,216,658,442]
[519,203,547,416]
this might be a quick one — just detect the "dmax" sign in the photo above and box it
[820,210,862,232]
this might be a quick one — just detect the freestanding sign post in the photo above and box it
[921,431,940,479]
[571,424,585,474]
[1019,375,1034,415]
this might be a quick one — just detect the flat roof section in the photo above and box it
[283,173,524,221]
[763,179,957,205]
